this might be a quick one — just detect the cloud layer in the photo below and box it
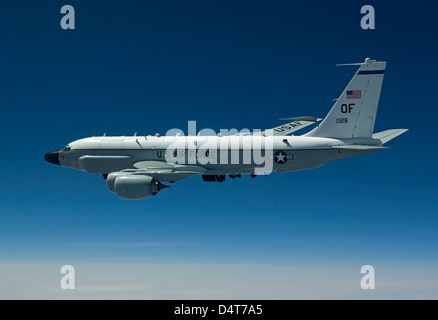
[1,260,437,299]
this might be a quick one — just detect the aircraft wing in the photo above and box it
[131,160,206,181]
[235,117,321,136]
[270,117,322,136]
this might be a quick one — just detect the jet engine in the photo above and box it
[107,172,168,199]
[107,171,132,193]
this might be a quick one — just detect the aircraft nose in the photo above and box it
[44,150,61,166]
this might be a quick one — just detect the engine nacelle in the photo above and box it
[114,174,159,199]
[107,171,135,193]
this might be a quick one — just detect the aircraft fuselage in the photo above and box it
[47,135,380,180]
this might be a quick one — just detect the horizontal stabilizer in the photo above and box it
[372,129,409,144]
[331,145,389,150]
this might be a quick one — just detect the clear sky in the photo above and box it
[0,0,437,299]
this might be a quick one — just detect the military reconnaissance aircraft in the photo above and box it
[45,58,407,199]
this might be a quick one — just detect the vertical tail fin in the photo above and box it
[305,58,386,138]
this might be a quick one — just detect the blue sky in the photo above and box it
[0,0,437,298]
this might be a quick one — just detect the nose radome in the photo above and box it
[44,150,60,165]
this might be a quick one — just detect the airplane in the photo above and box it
[44,58,408,199]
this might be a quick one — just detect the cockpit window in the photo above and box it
[63,146,71,152]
